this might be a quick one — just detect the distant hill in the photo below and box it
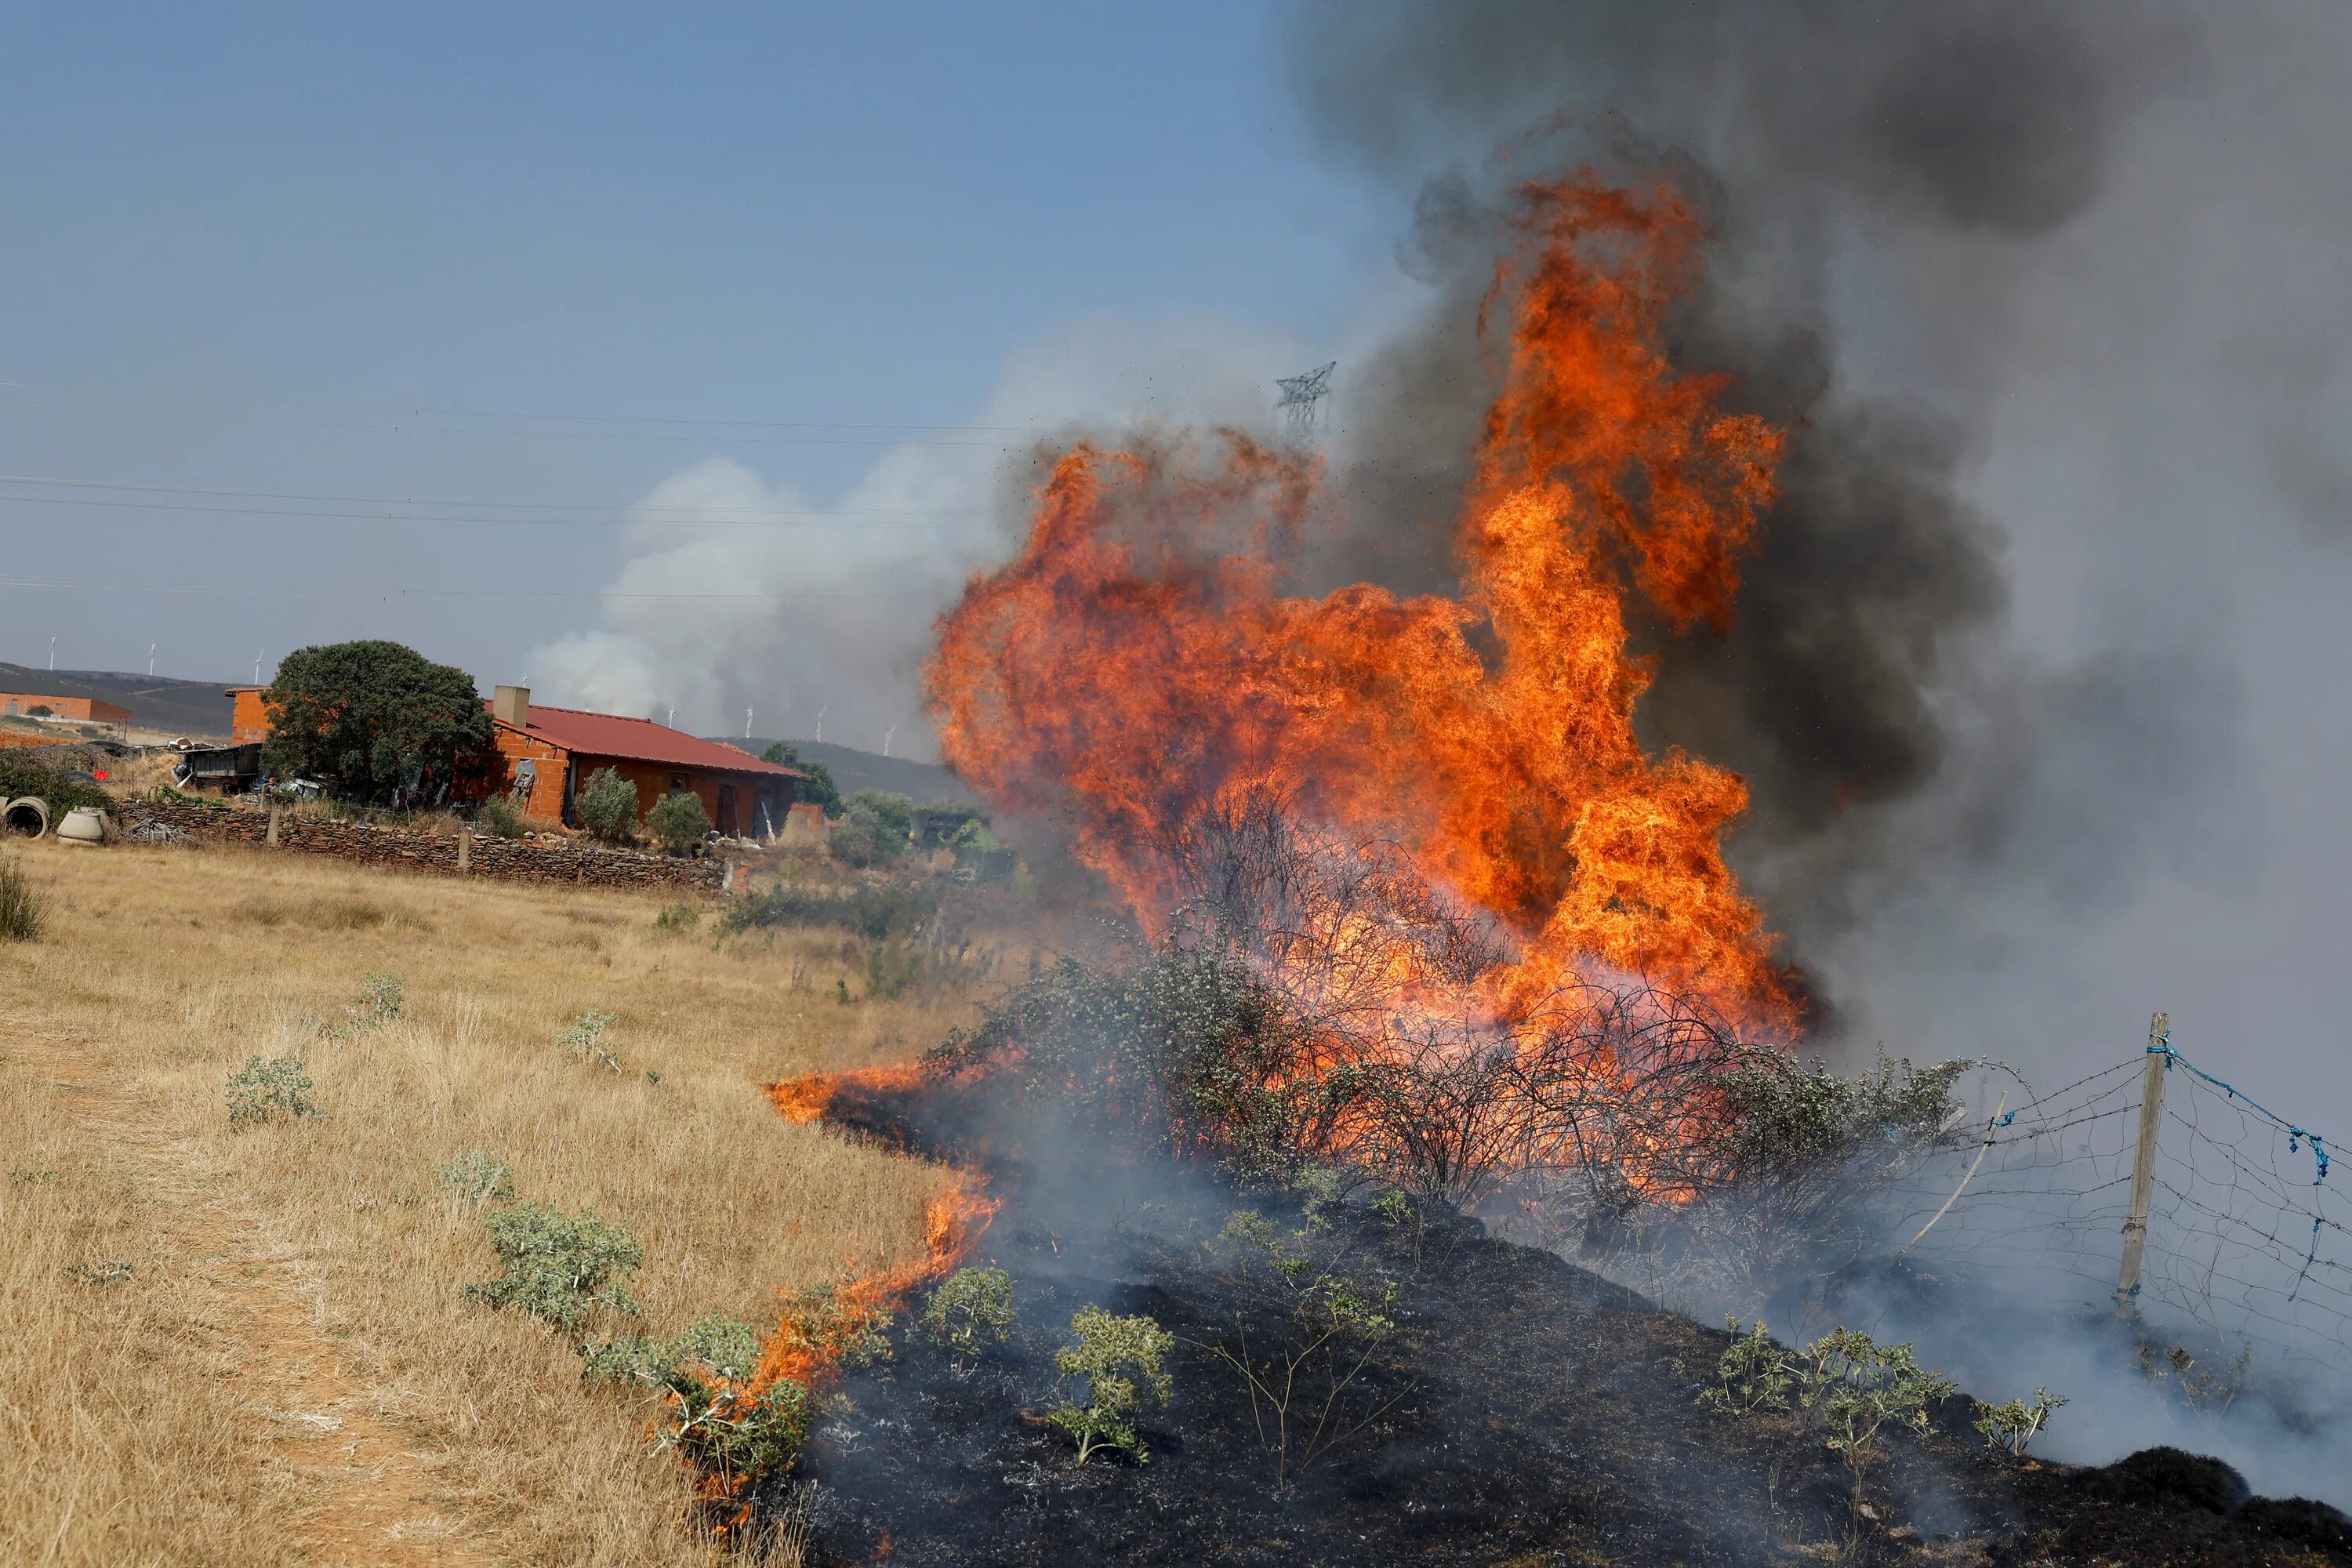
[0,662,236,738]
[731,736,973,805]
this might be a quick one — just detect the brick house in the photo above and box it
[1,691,132,725]
[228,682,803,836]
[474,686,802,837]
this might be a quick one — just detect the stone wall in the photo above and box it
[122,797,727,891]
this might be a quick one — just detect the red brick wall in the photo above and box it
[227,688,271,744]
[0,694,131,725]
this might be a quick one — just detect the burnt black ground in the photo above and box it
[764,1090,2352,1566]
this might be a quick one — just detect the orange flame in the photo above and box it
[923,176,1791,1029]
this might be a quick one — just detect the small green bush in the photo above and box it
[464,1202,643,1330]
[575,767,640,844]
[0,856,45,942]
[919,1266,1016,1365]
[1698,1318,1795,1417]
[652,902,701,937]
[557,1011,622,1073]
[827,799,906,868]
[1976,1388,2067,1455]
[1048,1307,1174,1465]
[646,790,710,852]
[474,795,524,837]
[60,1261,133,1286]
[226,1054,321,1123]
[361,972,404,1021]
[0,756,110,817]
[434,1150,514,1204]
[722,880,949,943]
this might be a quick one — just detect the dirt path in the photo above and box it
[13,1022,488,1568]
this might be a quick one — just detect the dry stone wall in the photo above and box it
[123,797,726,891]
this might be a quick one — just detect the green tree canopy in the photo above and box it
[260,641,492,806]
[759,740,842,816]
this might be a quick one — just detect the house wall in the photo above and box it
[0,694,131,725]
[227,688,270,744]
[484,722,573,819]
[570,756,792,837]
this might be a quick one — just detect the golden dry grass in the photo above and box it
[0,836,1014,1567]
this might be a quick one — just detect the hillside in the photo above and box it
[735,736,969,804]
[0,662,235,738]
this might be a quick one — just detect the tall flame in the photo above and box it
[926,176,1790,1025]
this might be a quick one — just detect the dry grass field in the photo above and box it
[0,835,1014,1567]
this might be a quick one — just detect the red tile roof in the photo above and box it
[487,702,802,778]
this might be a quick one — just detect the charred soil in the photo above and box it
[765,1118,2349,1568]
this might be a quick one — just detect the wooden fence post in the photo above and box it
[2116,1011,2171,1319]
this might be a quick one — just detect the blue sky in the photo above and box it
[0,2,1375,706]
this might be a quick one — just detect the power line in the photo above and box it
[0,471,982,517]
[0,572,933,602]
[0,394,1028,448]
[0,380,1044,436]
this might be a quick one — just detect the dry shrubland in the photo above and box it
[0,837,1011,1566]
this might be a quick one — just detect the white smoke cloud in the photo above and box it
[526,314,1310,755]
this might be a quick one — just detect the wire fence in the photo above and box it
[1889,1025,2350,1371]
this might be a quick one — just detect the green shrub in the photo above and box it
[1048,1307,1174,1465]
[1699,1323,1958,1523]
[760,741,840,816]
[464,1202,643,1330]
[825,800,905,868]
[474,795,524,837]
[0,756,111,817]
[919,1267,1016,1366]
[652,902,701,937]
[557,1010,622,1073]
[1698,1318,1796,1417]
[226,1054,321,1123]
[575,767,639,844]
[646,790,710,851]
[722,880,949,942]
[434,1149,514,1204]
[1976,1388,2067,1455]
[361,972,403,1021]
[0,856,45,942]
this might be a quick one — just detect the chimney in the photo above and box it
[493,684,530,728]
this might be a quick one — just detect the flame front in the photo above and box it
[925,176,1790,1026]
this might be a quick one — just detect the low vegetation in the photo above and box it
[919,1265,1017,1367]
[466,1202,646,1330]
[576,765,641,844]
[646,789,710,851]
[475,794,526,837]
[0,835,975,1567]
[224,1053,321,1123]
[1048,1306,1176,1465]
[0,854,44,941]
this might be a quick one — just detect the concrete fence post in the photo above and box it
[267,807,281,848]
[456,822,472,873]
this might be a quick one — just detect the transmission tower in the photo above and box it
[1275,361,1336,443]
